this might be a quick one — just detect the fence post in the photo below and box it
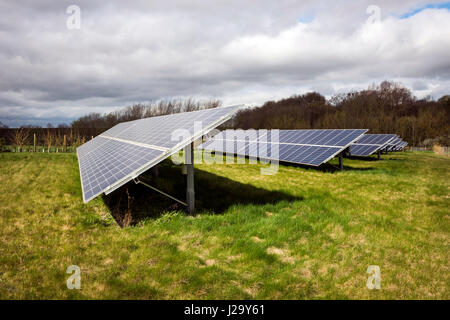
[63,135,67,152]
[34,133,36,152]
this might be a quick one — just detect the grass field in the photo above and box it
[0,151,448,299]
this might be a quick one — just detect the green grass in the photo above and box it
[0,151,448,299]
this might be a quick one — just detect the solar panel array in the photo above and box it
[349,134,397,156]
[385,137,403,152]
[397,141,408,150]
[392,140,408,151]
[77,106,240,202]
[199,129,367,166]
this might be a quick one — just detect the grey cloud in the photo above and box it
[0,0,449,127]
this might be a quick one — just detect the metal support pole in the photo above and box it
[151,165,159,179]
[377,149,381,160]
[185,142,195,214]
[339,152,343,171]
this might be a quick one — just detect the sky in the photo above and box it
[0,0,449,127]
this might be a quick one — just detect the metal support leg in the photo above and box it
[185,142,195,214]
[377,149,381,160]
[339,152,343,171]
[151,165,159,179]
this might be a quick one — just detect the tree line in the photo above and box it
[71,99,221,131]
[234,81,449,147]
[0,99,221,152]
[0,127,86,153]
[1,81,448,151]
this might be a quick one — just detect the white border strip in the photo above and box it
[99,135,169,152]
[212,139,351,148]
[352,135,398,156]
[76,147,87,203]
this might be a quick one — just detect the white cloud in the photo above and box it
[0,0,449,126]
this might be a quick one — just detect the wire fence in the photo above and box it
[2,145,77,153]
[408,147,432,152]
[408,146,450,156]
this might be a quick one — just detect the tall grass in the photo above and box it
[0,151,448,299]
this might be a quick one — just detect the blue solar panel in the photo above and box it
[253,129,367,147]
[391,140,407,151]
[385,137,403,151]
[77,106,240,202]
[199,129,367,166]
[349,144,380,156]
[356,134,397,145]
[350,134,397,156]
[78,137,164,202]
[100,106,238,149]
[398,141,408,149]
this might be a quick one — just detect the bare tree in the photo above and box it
[54,132,63,152]
[0,137,6,152]
[71,130,83,150]
[11,128,30,152]
[43,130,54,152]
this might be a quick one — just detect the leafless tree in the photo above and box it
[43,130,54,152]
[11,128,30,152]
[71,130,83,150]
[54,132,63,152]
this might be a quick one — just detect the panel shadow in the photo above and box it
[102,161,302,226]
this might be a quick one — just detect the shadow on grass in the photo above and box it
[102,161,302,226]
[275,160,374,173]
[347,155,380,162]
[320,162,375,172]
[235,153,376,173]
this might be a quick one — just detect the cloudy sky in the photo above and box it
[1,0,449,127]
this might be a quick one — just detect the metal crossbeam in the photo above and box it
[133,177,187,207]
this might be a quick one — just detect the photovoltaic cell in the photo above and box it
[349,144,380,156]
[386,137,403,151]
[77,106,240,202]
[100,107,238,149]
[349,134,397,156]
[79,137,164,202]
[391,140,408,151]
[199,129,367,166]
[398,141,408,150]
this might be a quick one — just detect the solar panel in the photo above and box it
[199,129,367,166]
[393,140,408,151]
[386,137,403,151]
[349,134,397,156]
[77,106,240,203]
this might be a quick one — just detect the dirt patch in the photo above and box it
[205,259,216,266]
[292,212,303,218]
[266,247,295,264]
[227,254,242,262]
[251,236,264,243]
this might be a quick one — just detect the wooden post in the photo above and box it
[185,142,195,214]
[63,135,67,152]
[33,133,36,152]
